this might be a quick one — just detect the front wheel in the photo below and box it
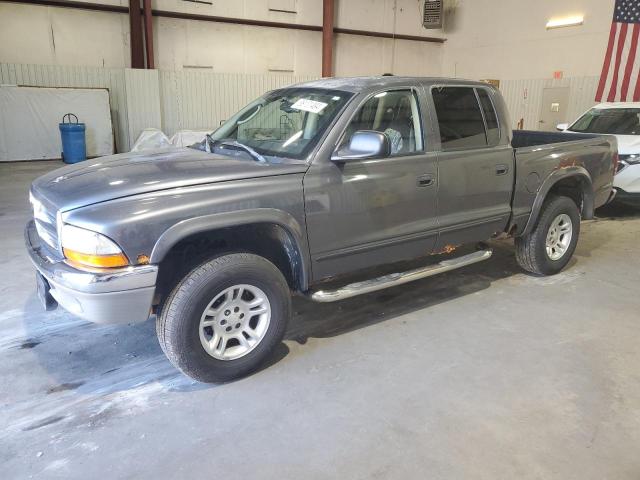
[515,195,581,275]
[157,253,291,383]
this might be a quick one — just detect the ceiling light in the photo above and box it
[546,15,584,29]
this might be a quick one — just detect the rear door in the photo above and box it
[430,85,514,249]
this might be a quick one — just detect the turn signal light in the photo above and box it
[63,248,130,268]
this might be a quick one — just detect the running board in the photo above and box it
[309,249,493,303]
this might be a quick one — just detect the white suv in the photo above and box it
[558,102,640,206]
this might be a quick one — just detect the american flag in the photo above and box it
[596,0,640,102]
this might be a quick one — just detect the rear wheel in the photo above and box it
[157,253,291,383]
[515,195,580,275]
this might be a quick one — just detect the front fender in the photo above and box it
[521,167,593,236]
[149,208,311,289]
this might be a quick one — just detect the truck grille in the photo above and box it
[30,191,59,251]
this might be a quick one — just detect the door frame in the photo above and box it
[302,82,441,281]
[538,86,570,131]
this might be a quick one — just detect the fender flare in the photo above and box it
[521,166,594,237]
[150,208,310,290]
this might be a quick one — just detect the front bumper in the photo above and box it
[614,162,640,194]
[613,188,640,206]
[25,220,158,324]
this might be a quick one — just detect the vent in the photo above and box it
[423,0,443,29]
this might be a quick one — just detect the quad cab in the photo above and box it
[26,77,617,382]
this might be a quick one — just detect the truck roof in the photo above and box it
[593,102,640,109]
[291,76,490,93]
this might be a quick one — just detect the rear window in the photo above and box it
[432,87,487,149]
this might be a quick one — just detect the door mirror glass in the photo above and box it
[556,123,569,131]
[332,130,390,161]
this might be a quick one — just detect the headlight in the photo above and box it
[61,224,129,268]
[620,154,640,164]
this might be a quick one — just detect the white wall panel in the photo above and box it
[443,0,613,80]
[0,63,130,152]
[0,86,113,161]
[0,2,442,76]
[0,4,129,68]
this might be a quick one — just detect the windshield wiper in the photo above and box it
[206,135,267,163]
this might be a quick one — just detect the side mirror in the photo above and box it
[331,130,391,161]
[556,123,569,131]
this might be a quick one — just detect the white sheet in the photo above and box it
[131,128,172,152]
[130,129,210,151]
[170,130,210,148]
[0,86,114,161]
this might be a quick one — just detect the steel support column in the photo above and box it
[143,0,154,69]
[129,0,145,69]
[322,0,334,77]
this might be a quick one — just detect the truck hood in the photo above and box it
[32,147,308,211]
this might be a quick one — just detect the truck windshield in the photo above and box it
[207,88,353,160]
[569,108,640,135]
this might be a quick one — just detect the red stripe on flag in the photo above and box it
[596,23,618,102]
[633,65,640,101]
[621,24,640,101]
[632,34,640,101]
[608,22,629,102]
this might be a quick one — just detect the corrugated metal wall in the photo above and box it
[1,62,604,152]
[158,70,317,137]
[124,69,162,147]
[501,76,600,130]
[1,63,315,152]
[0,63,130,152]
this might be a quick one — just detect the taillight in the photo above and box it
[612,152,619,173]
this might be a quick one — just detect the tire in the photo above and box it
[515,195,581,275]
[157,253,291,383]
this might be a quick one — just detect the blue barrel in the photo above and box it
[59,113,86,164]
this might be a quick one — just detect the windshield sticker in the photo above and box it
[291,98,328,114]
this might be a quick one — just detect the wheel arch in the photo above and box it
[520,167,594,237]
[151,209,310,297]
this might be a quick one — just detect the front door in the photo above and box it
[303,87,439,280]
[431,85,514,249]
[539,87,570,131]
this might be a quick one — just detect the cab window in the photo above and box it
[477,89,500,145]
[432,87,488,150]
[340,89,424,156]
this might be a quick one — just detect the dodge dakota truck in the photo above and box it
[26,77,617,382]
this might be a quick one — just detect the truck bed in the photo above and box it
[510,130,617,234]
[511,130,599,149]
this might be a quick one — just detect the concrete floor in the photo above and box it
[1,160,640,479]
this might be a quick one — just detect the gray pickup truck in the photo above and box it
[26,77,617,382]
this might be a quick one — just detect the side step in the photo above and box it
[310,249,493,303]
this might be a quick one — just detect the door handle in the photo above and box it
[495,164,509,175]
[417,174,435,187]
